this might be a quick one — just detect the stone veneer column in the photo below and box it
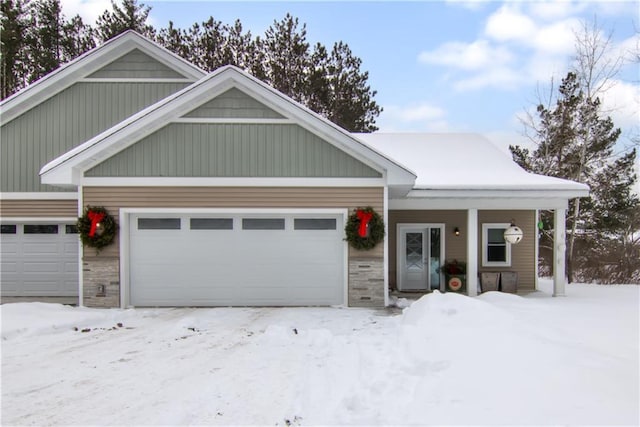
[83,257,120,308]
[348,258,385,307]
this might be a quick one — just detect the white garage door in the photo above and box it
[129,213,345,306]
[1,222,79,297]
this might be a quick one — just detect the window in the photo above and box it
[242,218,285,230]
[138,218,181,230]
[66,224,79,234]
[482,223,511,267]
[190,218,233,230]
[294,218,336,230]
[24,224,58,234]
[1,225,17,234]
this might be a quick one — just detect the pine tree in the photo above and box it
[263,14,310,103]
[510,71,636,283]
[95,0,154,42]
[1,0,28,99]
[62,15,96,61]
[25,0,65,83]
[324,41,381,132]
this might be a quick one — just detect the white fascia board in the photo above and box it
[1,31,205,124]
[0,192,77,200]
[413,188,589,199]
[81,177,386,187]
[390,197,569,210]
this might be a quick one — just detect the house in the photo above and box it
[0,31,589,308]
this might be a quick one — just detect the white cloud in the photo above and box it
[531,18,581,55]
[60,0,112,25]
[484,5,536,43]
[598,79,640,129]
[379,103,450,132]
[528,0,589,21]
[418,40,513,71]
[453,66,522,91]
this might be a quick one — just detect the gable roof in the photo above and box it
[39,65,416,188]
[1,30,205,124]
[355,133,590,197]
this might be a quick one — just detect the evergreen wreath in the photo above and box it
[345,206,385,250]
[77,206,118,252]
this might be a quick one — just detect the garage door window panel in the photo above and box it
[190,218,233,230]
[294,218,337,230]
[242,218,285,230]
[24,224,58,234]
[138,218,181,230]
[1,225,17,234]
[66,225,78,234]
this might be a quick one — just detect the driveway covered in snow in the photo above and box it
[2,281,638,425]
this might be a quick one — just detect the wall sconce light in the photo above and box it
[454,227,460,236]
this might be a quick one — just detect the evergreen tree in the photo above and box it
[1,0,28,99]
[324,41,381,132]
[95,0,154,42]
[510,71,637,283]
[263,14,310,103]
[25,0,65,83]
[62,15,96,61]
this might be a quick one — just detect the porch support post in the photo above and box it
[466,208,478,296]
[553,208,567,297]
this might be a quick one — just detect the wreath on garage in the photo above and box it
[345,206,385,251]
[77,205,118,252]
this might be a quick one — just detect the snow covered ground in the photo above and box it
[2,280,638,426]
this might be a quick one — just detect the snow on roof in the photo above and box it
[354,132,590,193]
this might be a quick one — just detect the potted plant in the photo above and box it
[441,259,466,292]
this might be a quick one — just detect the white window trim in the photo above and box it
[482,223,511,267]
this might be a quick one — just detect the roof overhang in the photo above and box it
[390,186,590,210]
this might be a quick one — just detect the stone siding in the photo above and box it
[348,258,385,307]
[83,257,120,307]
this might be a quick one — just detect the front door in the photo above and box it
[398,225,444,291]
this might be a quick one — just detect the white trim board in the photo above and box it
[1,192,78,200]
[81,177,386,187]
[390,197,570,210]
[0,217,77,223]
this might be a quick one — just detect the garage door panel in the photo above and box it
[1,222,79,297]
[129,213,344,306]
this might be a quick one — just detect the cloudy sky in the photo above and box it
[61,0,638,157]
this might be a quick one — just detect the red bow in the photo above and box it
[356,209,373,238]
[87,211,106,237]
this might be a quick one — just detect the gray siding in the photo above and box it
[88,49,185,79]
[85,123,382,178]
[183,88,284,119]
[1,81,189,192]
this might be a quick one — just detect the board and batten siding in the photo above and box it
[1,82,190,193]
[82,186,384,259]
[87,49,186,79]
[183,88,284,119]
[85,123,382,178]
[389,210,536,291]
[0,199,77,217]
